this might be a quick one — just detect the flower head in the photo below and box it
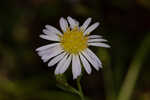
[36,16,110,79]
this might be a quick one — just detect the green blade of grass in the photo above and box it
[118,33,150,100]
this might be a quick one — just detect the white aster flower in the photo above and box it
[36,16,110,79]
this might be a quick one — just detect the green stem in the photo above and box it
[56,74,79,95]
[117,34,150,100]
[77,77,85,100]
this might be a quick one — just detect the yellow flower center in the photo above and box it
[60,27,88,54]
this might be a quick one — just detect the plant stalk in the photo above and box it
[77,77,85,100]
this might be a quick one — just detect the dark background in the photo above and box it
[0,0,150,100]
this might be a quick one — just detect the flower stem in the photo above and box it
[77,77,85,100]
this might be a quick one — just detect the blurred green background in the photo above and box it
[0,0,150,100]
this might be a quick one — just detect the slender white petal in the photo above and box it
[37,45,60,56]
[38,45,61,57]
[41,46,64,62]
[88,35,102,39]
[86,48,102,68]
[42,50,64,62]
[88,38,107,43]
[81,51,99,70]
[79,53,92,74]
[43,29,51,35]
[43,29,61,37]
[72,55,82,79]
[59,17,68,32]
[84,22,100,35]
[80,18,92,31]
[74,19,79,26]
[38,49,50,57]
[88,43,110,48]
[38,48,52,57]
[48,52,67,67]
[58,55,72,74]
[36,43,60,51]
[45,25,62,35]
[40,35,60,41]
[67,16,78,29]
[54,54,69,74]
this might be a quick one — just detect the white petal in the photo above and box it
[86,48,102,68]
[88,38,107,43]
[59,17,68,32]
[84,22,100,35]
[88,35,102,39]
[72,54,82,79]
[54,54,69,74]
[36,43,60,51]
[43,29,61,36]
[80,18,92,31]
[67,16,78,29]
[57,55,72,74]
[38,49,50,57]
[38,48,52,57]
[79,53,92,74]
[41,46,64,62]
[81,50,99,70]
[88,43,110,48]
[43,29,51,35]
[40,35,60,41]
[38,45,61,57]
[37,45,60,56]
[74,19,79,26]
[45,25,62,35]
[42,50,64,63]
[48,52,67,67]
